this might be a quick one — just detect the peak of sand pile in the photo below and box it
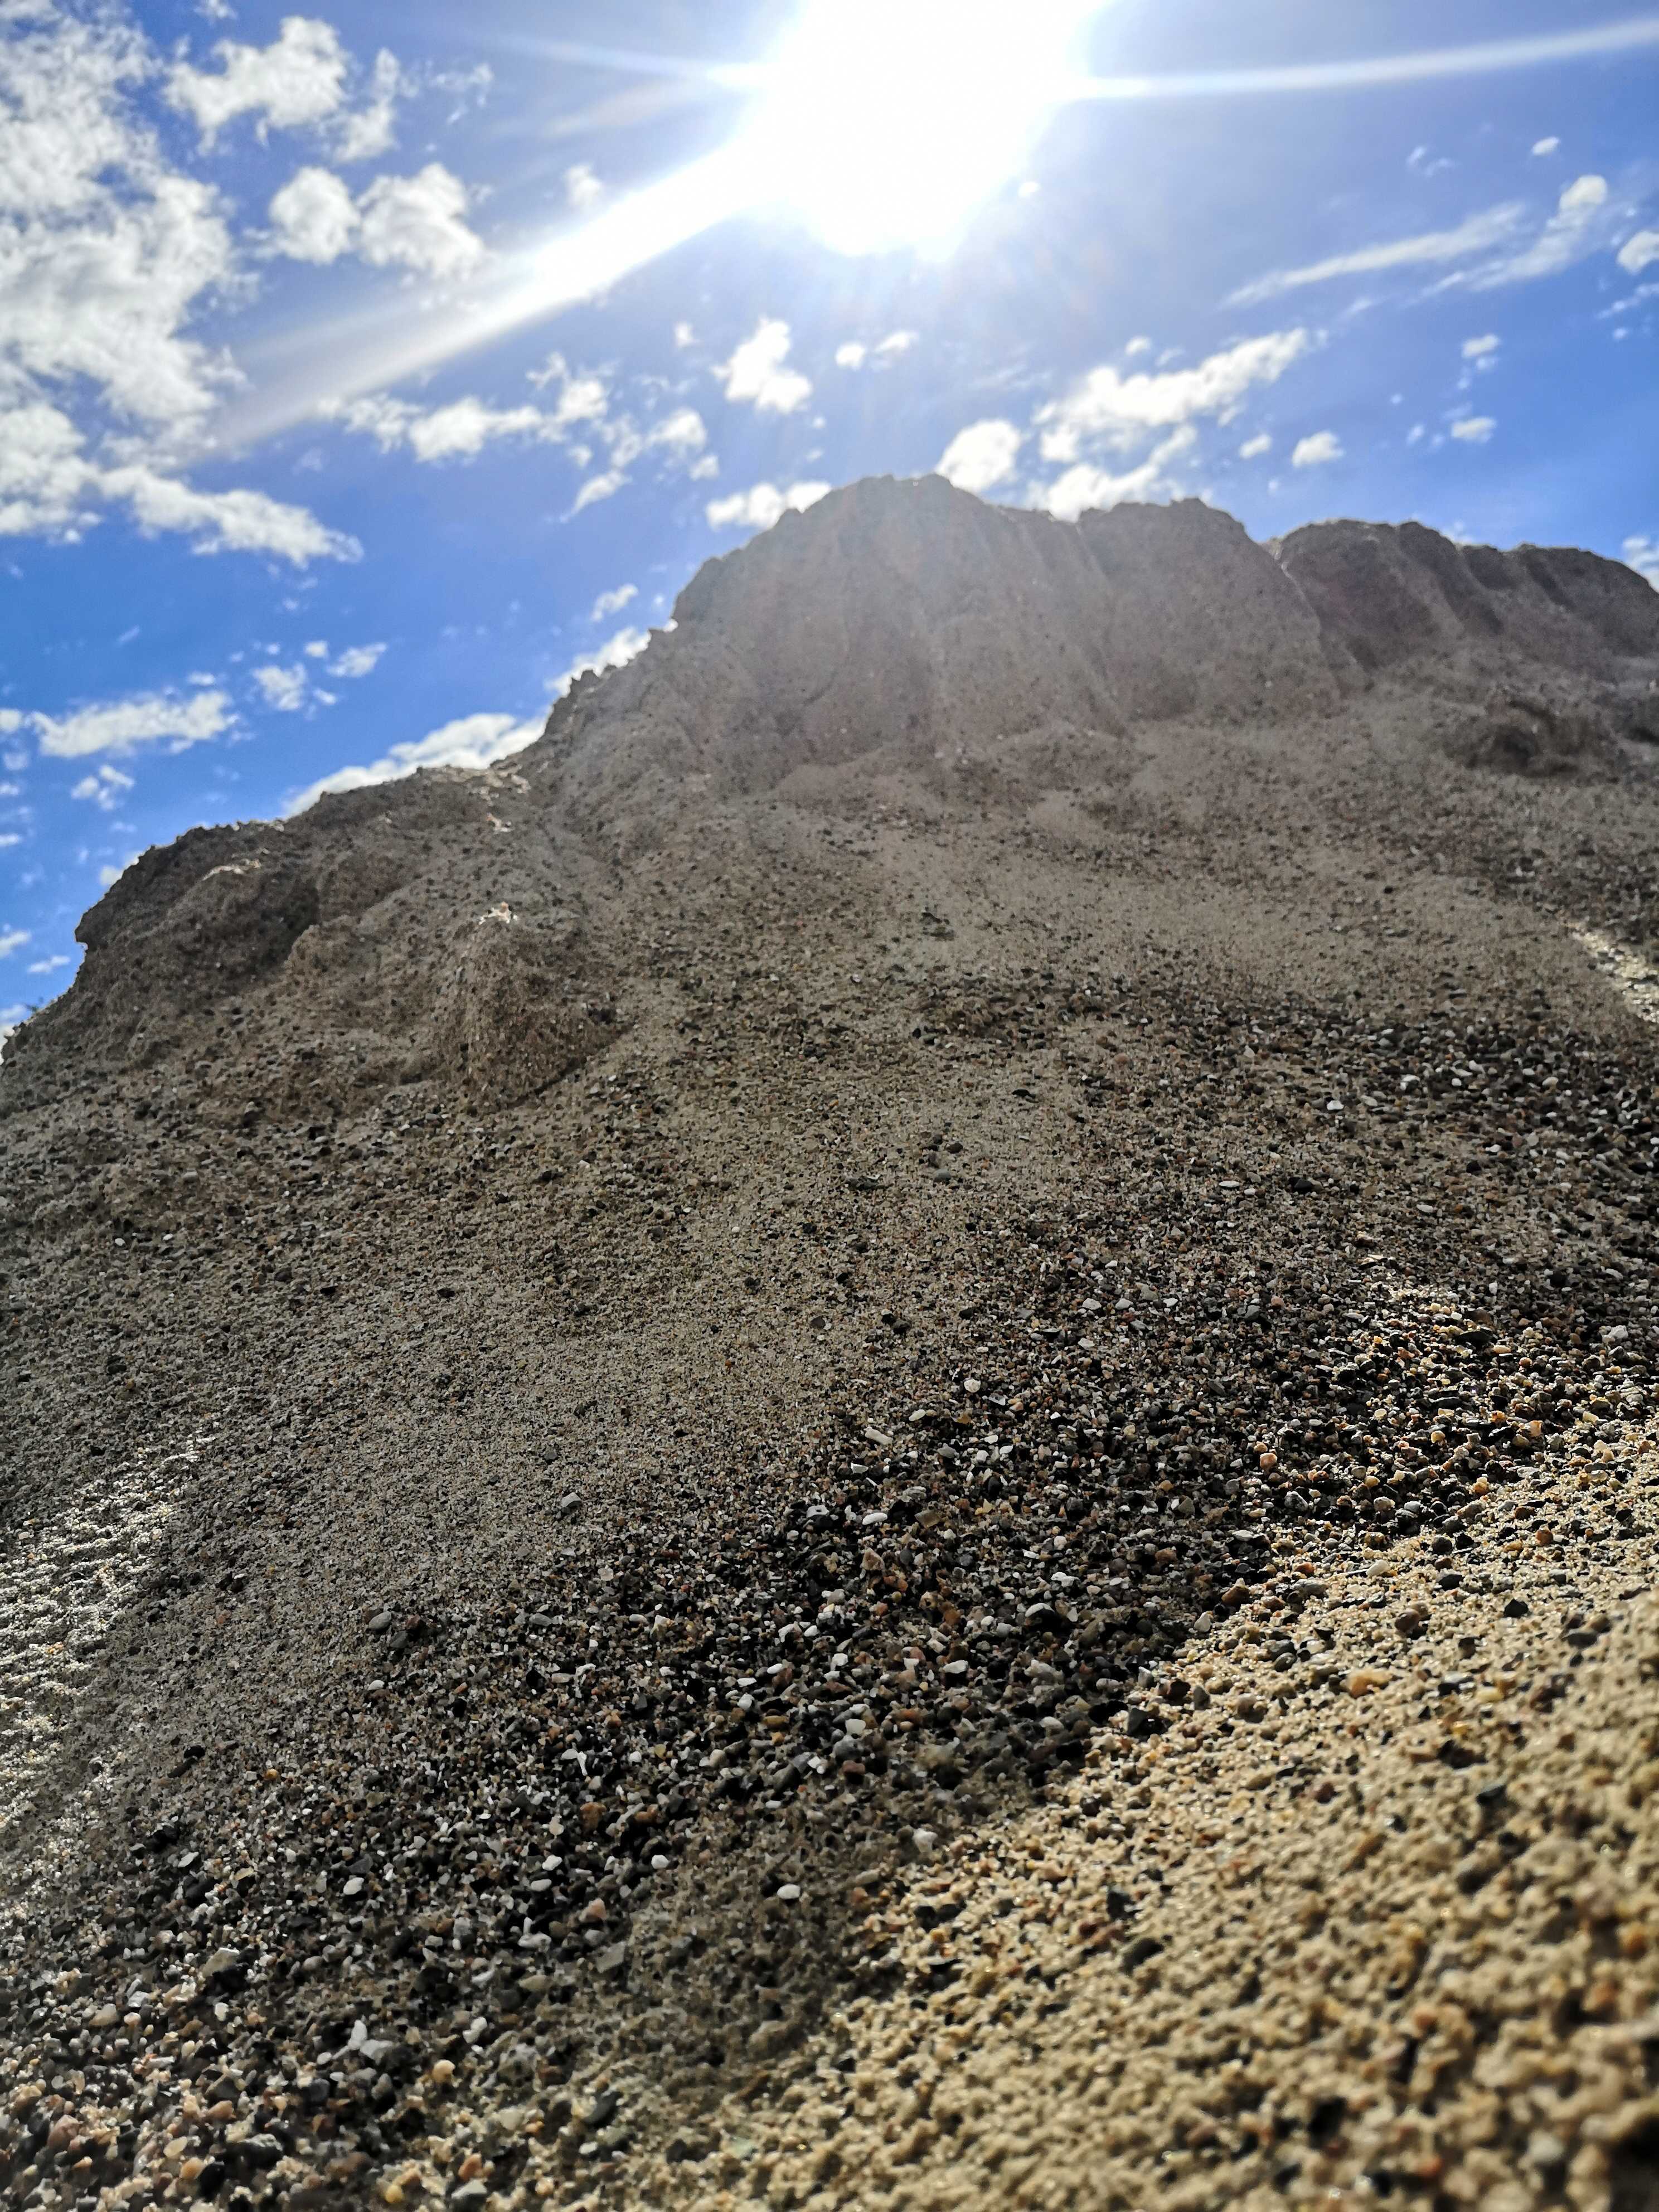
[4,480,1659,2212]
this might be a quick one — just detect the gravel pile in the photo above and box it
[3,482,1658,2210]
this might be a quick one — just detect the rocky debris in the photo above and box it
[2,478,1659,2210]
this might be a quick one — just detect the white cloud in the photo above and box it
[837,331,919,370]
[0,713,20,735]
[1471,174,1610,288]
[0,10,351,562]
[268,164,359,262]
[287,709,545,814]
[267,159,482,275]
[332,49,405,164]
[337,392,545,460]
[1618,230,1659,276]
[253,663,309,712]
[165,17,350,148]
[590,583,637,622]
[571,468,625,512]
[1036,331,1309,462]
[357,164,484,278]
[647,408,708,458]
[1532,137,1560,157]
[70,764,134,812]
[564,163,603,211]
[27,953,69,974]
[1036,426,1197,523]
[673,321,696,349]
[0,928,30,959]
[1228,205,1525,305]
[1451,415,1496,443]
[0,406,353,563]
[1238,432,1273,459]
[169,22,408,163]
[31,687,235,759]
[304,639,328,658]
[551,625,651,698]
[937,419,1023,494]
[1625,536,1659,584]
[1462,333,1501,360]
[332,360,700,515]
[98,852,141,888]
[102,467,359,562]
[1292,430,1343,468]
[706,480,832,532]
[0,402,95,539]
[330,642,385,678]
[715,318,812,414]
[526,351,610,425]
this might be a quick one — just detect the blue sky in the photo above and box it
[3,0,1658,1028]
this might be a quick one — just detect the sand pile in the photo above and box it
[3,479,1659,2212]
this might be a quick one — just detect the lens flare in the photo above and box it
[739,0,1101,257]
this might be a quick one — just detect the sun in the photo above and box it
[738,0,1102,258]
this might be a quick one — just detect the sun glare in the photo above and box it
[740,0,1102,256]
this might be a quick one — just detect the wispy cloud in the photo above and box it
[1228,206,1524,305]
[1464,174,1612,288]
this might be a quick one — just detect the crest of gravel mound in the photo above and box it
[9,479,1657,1109]
[1277,515,1659,677]
[533,477,1343,831]
[1277,516,1659,773]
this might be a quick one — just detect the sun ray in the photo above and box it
[1072,16,1659,103]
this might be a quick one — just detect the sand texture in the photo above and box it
[4,478,1659,2210]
